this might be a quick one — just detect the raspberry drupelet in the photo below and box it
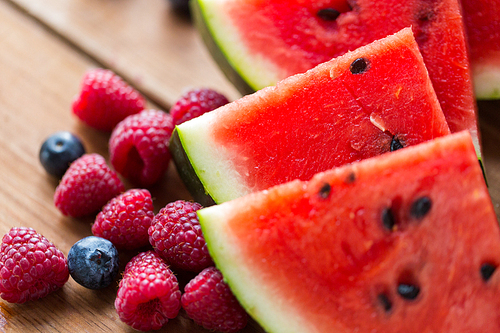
[0,227,69,303]
[115,251,181,331]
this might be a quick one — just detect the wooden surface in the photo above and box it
[0,0,498,332]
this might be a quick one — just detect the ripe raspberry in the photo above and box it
[170,88,229,125]
[54,154,125,218]
[148,200,213,272]
[0,227,69,303]
[92,189,155,249]
[109,109,174,187]
[72,68,146,131]
[115,251,181,331]
[182,266,248,333]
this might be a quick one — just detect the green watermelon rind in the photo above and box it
[191,0,255,95]
[191,0,280,95]
[198,183,310,333]
[169,128,216,207]
[171,115,252,204]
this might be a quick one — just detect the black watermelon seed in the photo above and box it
[410,196,432,219]
[317,8,341,21]
[390,136,404,152]
[350,58,369,74]
[345,171,356,184]
[397,283,420,300]
[481,263,497,281]
[377,293,392,312]
[381,207,396,230]
[318,183,331,199]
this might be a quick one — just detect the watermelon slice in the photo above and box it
[192,0,480,147]
[198,130,500,333]
[461,0,500,99]
[171,28,450,205]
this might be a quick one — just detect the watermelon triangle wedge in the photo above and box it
[192,0,480,150]
[197,130,500,333]
[171,28,450,205]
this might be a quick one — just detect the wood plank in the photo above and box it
[0,1,262,332]
[7,0,241,109]
[0,0,500,332]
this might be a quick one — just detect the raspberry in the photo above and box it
[148,200,213,272]
[72,68,146,131]
[92,189,155,249]
[54,154,125,218]
[115,251,181,331]
[170,88,229,125]
[109,109,175,187]
[182,266,248,333]
[0,227,69,303]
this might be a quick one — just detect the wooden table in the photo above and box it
[0,0,498,332]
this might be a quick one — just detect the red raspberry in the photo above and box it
[54,154,125,218]
[72,68,146,131]
[115,251,181,331]
[148,200,213,272]
[109,109,174,187]
[92,189,154,249]
[0,227,69,303]
[170,88,229,125]
[182,266,248,333]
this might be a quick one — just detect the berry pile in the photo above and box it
[2,67,246,332]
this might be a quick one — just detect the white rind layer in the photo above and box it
[176,110,251,202]
[198,185,318,333]
[198,0,280,91]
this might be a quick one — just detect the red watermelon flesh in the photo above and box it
[213,29,450,197]
[172,28,451,204]
[461,0,500,98]
[198,131,500,333]
[196,0,479,149]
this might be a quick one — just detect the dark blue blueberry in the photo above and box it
[168,0,191,15]
[39,131,85,178]
[68,236,119,290]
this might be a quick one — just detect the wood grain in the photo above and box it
[7,0,241,108]
[0,0,498,332]
[0,0,260,332]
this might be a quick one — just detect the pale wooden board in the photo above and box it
[0,0,499,332]
[7,0,241,108]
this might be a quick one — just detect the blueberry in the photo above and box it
[68,236,119,290]
[168,0,191,15]
[39,131,85,178]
